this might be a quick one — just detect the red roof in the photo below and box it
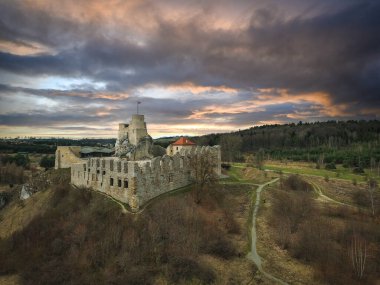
[172,137,196,146]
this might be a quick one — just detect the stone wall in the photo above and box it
[118,123,129,140]
[71,145,221,211]
[55,146,84,169]
[166,144,195,156]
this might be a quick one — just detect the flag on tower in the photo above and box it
[137,101,141,114]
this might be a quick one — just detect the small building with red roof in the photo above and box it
[166,137,196,156]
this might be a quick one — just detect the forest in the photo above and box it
[0,138,115,154]
[192,120,380,168]
[2,120,380,169]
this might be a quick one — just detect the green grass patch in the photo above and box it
[221,166,247,183]
[264,163,370,182]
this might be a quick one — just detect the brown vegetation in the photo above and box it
[190,151,219,203]
[0,163,25,185]
[268,175,380,284]
[309,176,380,217]
[0,172,254,285]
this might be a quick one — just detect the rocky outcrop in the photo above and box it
[20,184,32,200]
[115,135,154,160]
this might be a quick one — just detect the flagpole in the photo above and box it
[137,101,141,114]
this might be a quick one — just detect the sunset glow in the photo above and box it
[0,0,379,138]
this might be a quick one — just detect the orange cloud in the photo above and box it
[46,91,130,100]
[22,0,246,42]
[257,88,351,117]
[0,39,54,56]
[147,122,252,137]
[167,82,238,95]
[92,92,130,100]
[188,103,265,120]
[188,88,352,120]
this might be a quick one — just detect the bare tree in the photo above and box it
[350,234,367,279]
[0,163,24,184]
[220,135,242,163]
[370,157,376,174]
[190,152,218,203]
[367,178,378,216]
[254,148,266,169]
[245,153,254,167]
[316,153,325,169]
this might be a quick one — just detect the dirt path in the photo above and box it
[221,169,289,284]
[307,180,355,208]
[232,162,355,207]
[245,178,289,285]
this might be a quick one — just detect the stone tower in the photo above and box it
[115,114,152,159]
[117,114,149,147]
[128,114,148,145]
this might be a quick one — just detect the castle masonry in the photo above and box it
[56,114,221,211]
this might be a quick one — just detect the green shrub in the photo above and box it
[202,238,237,259]
[169,258,216,283]
[353,166,365,174]
[325,162,336,170]
[40,155,55,169]
[282,175,313,192]
[352,190,368,207]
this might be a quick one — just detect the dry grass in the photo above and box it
[0,174,258,284]
[0,187,53,239]
[265,160,374,183]
[0,275,21,285]
[308,176,380,213]
[259,176,380,285]
[257,185,320,285]
[243,167,280,184]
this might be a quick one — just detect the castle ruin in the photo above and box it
[115,114,154,160]
[56,114,221,211]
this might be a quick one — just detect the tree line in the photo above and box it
[0,138,115,154]
[193,120,380,168]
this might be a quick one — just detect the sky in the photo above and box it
[0,0,379,138]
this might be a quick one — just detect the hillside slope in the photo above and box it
[0,179,257,285]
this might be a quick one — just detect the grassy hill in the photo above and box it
[0,173,256,285]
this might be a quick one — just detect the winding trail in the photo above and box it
[246,178,289,285]
[231,164,355,207]
[307,180,355,208]
[228,164,360,284]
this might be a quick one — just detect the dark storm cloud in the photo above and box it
[0,0,379,137]
[246,2,380,105]
[0,1,90,47]
[0,52,80,76]
[0,112,103,127]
